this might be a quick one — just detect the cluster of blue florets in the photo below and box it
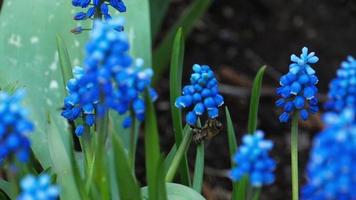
[302,109,356,199]
[68,18,157,129]
[276,47,319,122]
[0,90,33,164]
[324,56,356,113]
[61,66,97,136]
[71,0,126,33]
[17,173,60,200]
[230,131,276,187]
[175,64,224,125]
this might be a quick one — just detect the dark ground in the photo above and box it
[139,0,356,199]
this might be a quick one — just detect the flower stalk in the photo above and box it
[291,112,299,200]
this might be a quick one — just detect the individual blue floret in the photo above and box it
[276,47,319,122]
[324,56,356,113]
[302,109,356,200]
[175,64,224,125]
[61,66,97,136]
[73,18,157,128]
[17,173,60,200]
[0,90,34,164]
[230,131,276,187]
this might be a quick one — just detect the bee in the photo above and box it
[191,119,223,144]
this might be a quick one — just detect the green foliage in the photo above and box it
[192,142,205,193]
[150,0,171,37]
[247,66,267,134]
[141,183,206,200]
[153,0,213,83]
[169,28,191,186]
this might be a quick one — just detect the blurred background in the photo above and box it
[148,0,356,199]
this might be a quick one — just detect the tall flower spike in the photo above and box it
[0,90,34,164]
[230,131,276,187]
[276,47,319,122]
[17,174,60,200]
[324,56,356,112]
[61,66,97,136]
[71,0,126,32]
[175,64,224,125]
[75,18,157,128]
[302,109,356,199]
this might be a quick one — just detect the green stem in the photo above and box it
[6,165,19,197]
[192,142,204,192]
[129,112,138,170]
[291,112,299,200]
[165,130,192,182]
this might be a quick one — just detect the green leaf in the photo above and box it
[150,0,171,38]
[144,91,162,200]
[153,0,213,83]
[156,157,168,200]
[169,28,191,186]
[141,183,206,200]
[112,133,141,200]
[166,125,192,182]
[225,107,239,199]
[247,66,266,134]
[192,142,204,193]
[164,144,177,173]
[0,180,14,200]
[56,35,73,93]
[47,115,86,200]
[0,0,89,169]
[123,0,152,65]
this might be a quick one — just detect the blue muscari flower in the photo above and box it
[72,0,126,22]
[0,90,34,164]
[74,18,157,128]
[175,64,224,125]
[324,56,356,112]
[61,66,97,136]
[276,47,319,122]
[17,173,60,200]
[230,131,276,187]
[302,109,356,200]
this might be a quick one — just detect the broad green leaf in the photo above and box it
[192,142,204,193]
[123,0,152,65]
[225,107,239,199]
[247,66,266,134]
[150,0,171,38]
[169,28,191,186]
[112,132,141,200]
[0,0,89,169]
[47,115,86,200]
[141,183,206,200]
[153,0,212,82]
[144,91,162,200]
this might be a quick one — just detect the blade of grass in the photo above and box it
[192,142,204,193]
[156,157,168,200]
[169,28,191,186]
[225,107,239,199]
[153,0,213,83]
[247,66,266,134]
[112,133,141,199]
[166,126,193,182]
[56,35,73,93]
[164,144,177,172]
[144,90,162,200]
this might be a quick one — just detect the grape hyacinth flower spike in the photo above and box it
[276,47,320,200]
[61,66,97,136]
[71,0,126,33]
[17,174,60,200]
[0,90,34,164]
[302,109,356,199]
[175,64,224,125]
[324,56,356,112]
[74,18,157,128]
[276,47,319,122]
[230,131,276,187]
